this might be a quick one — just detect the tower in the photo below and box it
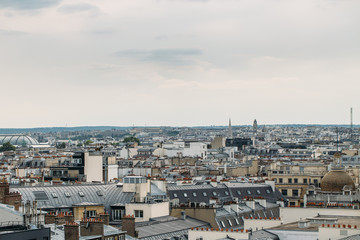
[228,118,233,138]
[350,107,353,140]
[252,119,257,147]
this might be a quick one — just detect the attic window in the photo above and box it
[247,190,251,195]
[235,218,239,224]
[225,191,229,196]
[203,192,207,197]
[64,192,71,198]
[220,221,225,228]
[78,191,85,197]
[51,192,58,198]
[256,190,261,194]
[236,190,241,195]
[184,193,188,197]
[173,193,178,198]
[266,189,271,194]
[213,192,217,196]
[192,192,197,197]
[96,190,103,196]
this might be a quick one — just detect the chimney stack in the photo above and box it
[80,218,104,237]
[64,222,79,240]
[122,215,138,238]
[99,212,110,225]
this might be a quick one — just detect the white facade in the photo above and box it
[84,152,103,182]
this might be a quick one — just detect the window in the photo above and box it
[279,178,283,183]
[51,192,58,198]
[281,189,288,196]
[64,192,71,198]
[256,190,261,194]
[112,209,123,220]
[213,192,217,196]
[78,191,85,197]
[173,193,178,198]
[236,190,241,195]
[220,221,225,228]
[266,189,271,194]
[235,218,239,224]
[228,219,232,226]
[184,193,188,197]
[193,192,197,197]
[288,178,292,184]
[225,191,229,196]
[292,189,299,197]
[86,210,96,218]
[134,210,143,218]
[247,190,251,195]
[294,178,298,184]
[303,178,308,184]
[203,192,207,197]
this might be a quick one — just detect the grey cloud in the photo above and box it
[57,3,100,15]
[115,48,202,65]
[0,0,62,10]
[0,29,27,36]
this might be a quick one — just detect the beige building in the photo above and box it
[125,201,169,222]
[267,162,327,207]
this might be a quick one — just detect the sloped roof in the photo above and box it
[10,184,135,210]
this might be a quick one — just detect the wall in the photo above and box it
[319,226,360,240]
[125,201,169,222]
[244,219,282,231]
[73,205,104,221]
[171,208,217,228]
[84,153,103,182]
[189,229,248,240]
[280,208,360,224]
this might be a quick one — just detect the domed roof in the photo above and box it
[0,134,39,146]
[320,169,355,192]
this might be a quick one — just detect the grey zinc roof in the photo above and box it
[136,217,209,240]
[10,184,135,211]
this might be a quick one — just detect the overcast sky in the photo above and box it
[1,0,359,128]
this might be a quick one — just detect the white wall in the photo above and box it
[189,229,248,240]
[268,230,318,240]
[125,201,169,222]
[84,153,103,182]
[107,164,118,182]
[244,219,282,231]
[319,226,360,240]
[280,208,360,224]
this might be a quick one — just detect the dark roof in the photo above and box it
[167,183,284,204]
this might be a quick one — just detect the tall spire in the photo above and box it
[228,118,233,138]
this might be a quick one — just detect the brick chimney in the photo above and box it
[122,215,138,238]
[65,222,79,240]
[99,212,110,225]
[80,218,104,237]
[45,213,56,224]
[64,212,74,223]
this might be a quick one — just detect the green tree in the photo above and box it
[0,142,16,152]
[123,136,140,145]
[57,142,66,149]
[84,140,94,146]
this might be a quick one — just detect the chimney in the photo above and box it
[181,211,186,220]
[55,212,65,225]
[65,222,79,240]
[122,215,138,238]
[80,218,104,237]
[45,213,56,224]
[64,212,74,223]
[99,212,110,225]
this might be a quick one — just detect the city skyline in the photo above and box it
[1,0,360,128]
